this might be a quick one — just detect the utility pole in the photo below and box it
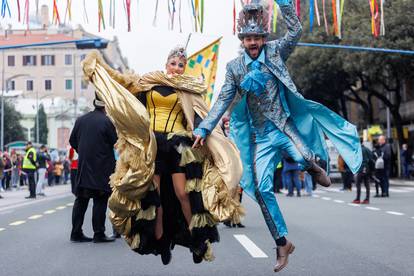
[73,53,77,122]
[36,90,39,143]
[1,51,5,152]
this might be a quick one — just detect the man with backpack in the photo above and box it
[373,135,392,197]
[353,139,375,204]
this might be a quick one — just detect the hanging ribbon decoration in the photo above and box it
[200,0,204,32]
[380,0,385,36]
[52,0,61,25]
[272,2,278,33]
[152,0,159,26]
[179,0,183,32]
[109,0,113,27]
[24,0,29,29]
[309,0,314,32]
[267,0,273,33]
[369,0,380,37]
[125,0,131,31]
[82,0,89,24]
[314,0,321,26]
[332,0,338,36]
[1,0,11,18]
[97,0,106,32]
[64,0,72,24]
[233,0,236,34]
[336,0,343,38]
[192,0,198,32]
[322,0,329,35]
[295,0,300,18]
[16,0,21,22]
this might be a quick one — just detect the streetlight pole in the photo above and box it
[36,90,39,143]
[73,53,77,121]
[1,51,5,152]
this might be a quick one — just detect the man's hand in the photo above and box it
[192,128,208,149]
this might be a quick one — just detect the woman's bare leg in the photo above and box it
[171,173,192,226]
[153,175,163,240]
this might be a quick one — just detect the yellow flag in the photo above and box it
[185,38,221,107]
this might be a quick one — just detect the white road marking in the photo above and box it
[333,200,344,203]
[347,203,360,207]
[321,197,331,201]
[44,210,56,214]
[313,190,326,194]
[66,203,74,206]
[0,228,5,232]
[234,234,268,258]
[365,207,380,211]
[411,217,414,219]
[28,214,43,220]
[388,188,408,193]
[386,211,404,216]
[312,195,320,198]
[402,187,414,192]
[9,220,26,226]
[56,206,66,210]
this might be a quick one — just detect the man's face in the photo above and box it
[378,136,386,145]
[242,35,265,59]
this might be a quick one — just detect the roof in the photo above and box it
[0,33,76,47]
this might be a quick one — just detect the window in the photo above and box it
[80,54,86,61]
[23,55,36,66]
[7,80,15,91]
[41,55,55,66]
[65,79,73,90]
[45,80,52,90]
[65,54,72,65]
[81,79,88,90]
[26,80,34,91]
[7,56,15,66]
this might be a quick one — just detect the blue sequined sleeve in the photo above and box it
[197,63,237,134]
[269,2,302,61]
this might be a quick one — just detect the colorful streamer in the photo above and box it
[24,0,29,29]
[272,2,278,33]
[233,0,236,35]
[1,0,11,18]
[314,0,321,26]
[64,0,72,24]
[295,0,300,18]
[97,0,106,32]
[16,0,20,22]
[125,0,131,31]
[309,0,314,32]
[152,0,159,26]
[322,0,329,35]
[83,0,89,23]
[52,0,61,25]
[380,0,385,36]
[332,0,338,36]
[267,0,273,32]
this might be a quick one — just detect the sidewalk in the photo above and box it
[0,184,72,211]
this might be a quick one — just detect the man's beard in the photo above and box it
[245,45,264,59]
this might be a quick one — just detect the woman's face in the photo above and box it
[166,56,186,75]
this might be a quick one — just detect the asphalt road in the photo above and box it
[1,184,413,276]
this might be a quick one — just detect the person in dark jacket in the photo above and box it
[69,96,117,243]
[36,145,50,196]
[373,135,392,197]
[352,139,374,204]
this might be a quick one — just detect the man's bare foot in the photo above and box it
[274,240,295,273]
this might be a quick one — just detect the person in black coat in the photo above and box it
[69,96,117,243]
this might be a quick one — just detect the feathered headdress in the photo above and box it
[237,3,269,40]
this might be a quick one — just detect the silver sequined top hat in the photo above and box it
[237,1,269,40]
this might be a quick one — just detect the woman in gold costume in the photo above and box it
[82,47,243,265]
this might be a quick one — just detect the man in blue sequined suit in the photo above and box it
[193,0,362,272]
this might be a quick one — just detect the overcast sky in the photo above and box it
[1,0,250,98]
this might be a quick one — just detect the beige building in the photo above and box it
[0,12,129,149]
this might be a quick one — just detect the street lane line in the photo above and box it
[388,188,407,193]
[386,211,404,216]
[365,207,380,211]
[44,210,56,214]
[313,190,326,194]
[411,217,414,219]
[347,203,360,207]
[312,195,320,198]
[0,192,72,213]
[0,228,5,232]
[66,203,74,206]
[28,214,43,220]
[333,200,344,203]
[56,206,66,210]
[9,220,26,226]
[234,234,268,258]
[321,197,331,201]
